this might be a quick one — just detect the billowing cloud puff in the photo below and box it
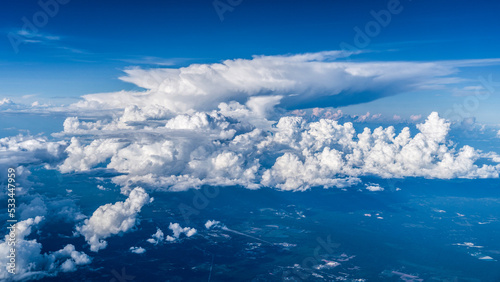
[0,98,24,111]
[0,135,66,195]
[59,137,125,173]
[72,51,481,114]
[18,196,86,224]
[0,98,14,106]
[57,107,500,192]
[146,228,164,245]
[410,114,422,122]
[260,112,499,190]
[18,197,48,220]
[365,183,384,192]
[76,187,152,252]
[0,135,65,173]
[53,244,92,272]
[0,135,64,159]
[168,223,197,240]
[0,217,91,281]
[146,224,196,244]
[205,220,221,229]
[129,246,146,254]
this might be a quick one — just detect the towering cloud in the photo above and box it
[76,187,152,252]
[57,107,500,192]
[72,51,473,114]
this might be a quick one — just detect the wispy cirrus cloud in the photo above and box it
[8,29,87,54]
[116,56,195,67]
[16,29,61,43]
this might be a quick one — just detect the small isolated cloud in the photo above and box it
[97,185,109,191]
[147,224,196,243]
[451,85,488,97]
[22,94,38,99]
[205,220,221,229]
[146,228,165,245]
[0,98,25,111]
[354,112,382,122]
[454,242,483,248]
[410,114,422,122]
[169,222,197,238]
[365,183,384,192]
[76,187,152,252]
[0,98,15,106]
[356,112,371,122]
[129,246,146,254]
[166,223,197,242]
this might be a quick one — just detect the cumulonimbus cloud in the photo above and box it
[3,50,500,281]
[72,51,499,114]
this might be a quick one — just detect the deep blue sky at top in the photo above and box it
[1,0,500,120]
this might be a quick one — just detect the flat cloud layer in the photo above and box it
[73,51,468,114]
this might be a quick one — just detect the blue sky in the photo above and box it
[2,0,500,122]
[3,2,500,280]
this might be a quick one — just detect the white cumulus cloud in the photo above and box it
[146,228,165,245]
[0,217,91,281]
[166,223,197,242]
[76,187,152,252]
[129,246,146,254]
[365,183,384,192]
[55,108,500,192]
[205,220,221,229]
